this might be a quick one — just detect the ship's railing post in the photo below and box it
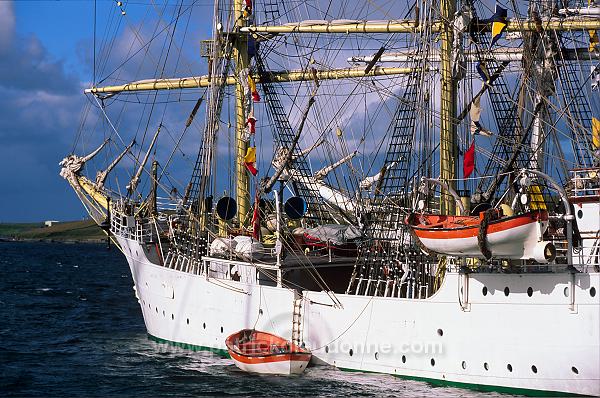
[355,277,363,295]
[273,190,283,287]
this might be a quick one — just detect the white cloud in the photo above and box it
[0,1,15,53]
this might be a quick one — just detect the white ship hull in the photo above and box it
[119,236,600,396]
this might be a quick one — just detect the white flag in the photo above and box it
[469,96,493,137]
[592,64,600,91]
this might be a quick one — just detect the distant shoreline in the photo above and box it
[0,220,107,244]
[0,237,107,244]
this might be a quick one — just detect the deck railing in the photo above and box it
[570,168,600,198]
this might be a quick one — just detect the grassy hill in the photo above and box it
[0,220,106,242]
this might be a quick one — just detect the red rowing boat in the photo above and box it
[407,210,555,262]
[225,329,311,375]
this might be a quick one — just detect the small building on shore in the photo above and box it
[44,221,60,227]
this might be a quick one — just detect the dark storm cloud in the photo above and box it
[0,2,86,222]
[0,32,79,95]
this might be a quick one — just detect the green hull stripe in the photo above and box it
[147,333,230,358]
[147,334,584,397]
[339,367,586,397]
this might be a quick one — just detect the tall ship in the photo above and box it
[61,0,600,395]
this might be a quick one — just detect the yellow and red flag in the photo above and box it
[244,147,258,176]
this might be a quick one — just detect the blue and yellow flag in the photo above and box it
[487,5,508,46]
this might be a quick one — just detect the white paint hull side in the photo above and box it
[118,237,600,396]
[231,358,310,375]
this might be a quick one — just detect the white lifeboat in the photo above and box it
[225,329,311,375]
[407,210,555,262]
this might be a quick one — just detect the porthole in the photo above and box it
[220,326,223,333]
[461,361,466,370]
[203,322,206,329]
[259,309,263,315]
[430,358,435,366]
[591,287,597,297]
[577,209,583,219]
[402,355,406,363]
[171,314,174,320]
[527,287,533,297]
[564,287,569,297]
[531,365,538,373]
[375,352,379,360]
[437,329,443,337]
[504,287,510,296]
[325,346,329,353]
[482,286,488,296]
[186,318,189,325]
[571,366,578,374]
[155,307,158,313]
[162,310,165,316]
[349,349,353,357]
[484,362,489,371]
[507,364,513,372]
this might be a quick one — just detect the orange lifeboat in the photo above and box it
[407,210,556,262]
[225,329,311,375]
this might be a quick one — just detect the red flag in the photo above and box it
[463,141,475,178]
[252,191,260,240]
[245,162,258,176]
[243,0,252,17]
[246,116,256,135]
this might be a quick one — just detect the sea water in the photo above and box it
[0,241,516,397]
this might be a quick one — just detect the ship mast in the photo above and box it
[439,0,457,214]
[81,4,600,224]
[233,0,250,229]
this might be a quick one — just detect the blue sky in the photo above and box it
[0,1,93,222]
[0,0,394,223]
[0,0,212,222]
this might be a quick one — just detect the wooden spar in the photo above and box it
[349,48,600,63]
[234,0,250,229]
[127,125,161,195]
[241,17,600,34]
[314,151,357,180]
[84,67,419,95]
[95,140,135,188]
[75,175,109,210]
[439,0,457,214]
[149,160,158,216]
